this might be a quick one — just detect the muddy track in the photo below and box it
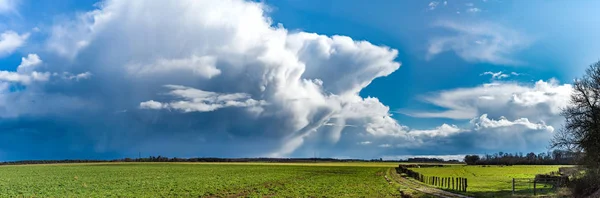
[388,168,473,198]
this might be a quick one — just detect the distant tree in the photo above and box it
[551,61,600,171]
[463,155,480,165]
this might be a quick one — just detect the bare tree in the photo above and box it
[552,61,600,170]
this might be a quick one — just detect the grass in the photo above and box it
[0,162,424,197]
[408,165,569,197]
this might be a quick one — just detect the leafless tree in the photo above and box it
[552,61,600,170]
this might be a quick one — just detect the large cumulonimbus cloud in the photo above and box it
[0,0,404,158]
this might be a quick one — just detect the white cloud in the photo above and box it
[405,79,572,122]
[480,71,520,80]
[56,72,92,81]
[139,100,165,110]
[409,124,461,137]
[427,21,530,65]
[0,70,50,85]
[73,72,92,80]
[126,55,221,79]
[358,141,371,145]
[0,54,49,85]
[467,7,481,13]
[481,71,508,80]
[346,113,555,155]
[428,1,439,10]
[40,0,402,157]
[0,31,29,57]
[141,85,266,112]
[471,114,553,131]
[0,0,18,14]
[17,54,43,73]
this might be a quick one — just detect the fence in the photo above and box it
[512,177,565,196]
[396,165,468,192]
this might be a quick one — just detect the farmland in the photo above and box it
[0,162,570,197]
[0,162,427,197]
[407,165,568,197]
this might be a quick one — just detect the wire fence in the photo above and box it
[512,177,565,196]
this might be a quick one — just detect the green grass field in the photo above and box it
[0,162,569,197]
[408,165,568,197]
[0,162,417,197]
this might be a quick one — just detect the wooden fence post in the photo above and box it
[456,178,459,191]
[533,180,537,196]
[456,177,460,190]
[512,178,515,195]
[465,178,468,192]
[452,177,455,190]
[443,177,445,188]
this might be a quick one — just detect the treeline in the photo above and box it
[464,150,580,165]
[0,157,366,165]
[0,156,462,165]
[402,157,461,163]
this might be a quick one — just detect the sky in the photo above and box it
[0,0,599,161]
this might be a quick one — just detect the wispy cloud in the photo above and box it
[0,0,19,15]
[466,7,481,13]
[403,79,571,120]
[428,1,439,10]
[481,71,509,80]
[378,144,392,148]
[427,21,531,65]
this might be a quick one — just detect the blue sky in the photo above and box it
[0,0,597,161]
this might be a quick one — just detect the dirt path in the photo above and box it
[388,168,473,198]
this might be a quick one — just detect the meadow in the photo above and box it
[0,162,570,197]
[0,162,423,197]
[407,165,568,197]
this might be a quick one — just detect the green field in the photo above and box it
[0,162,570,197]
[0,162,420,197]
[408,165,567,197]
